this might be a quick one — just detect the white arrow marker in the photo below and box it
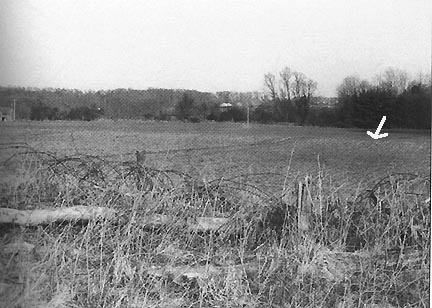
[367,116,388,139]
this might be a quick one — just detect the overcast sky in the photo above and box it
[1,0,430,96]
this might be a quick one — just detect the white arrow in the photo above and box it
[367,116,388,139]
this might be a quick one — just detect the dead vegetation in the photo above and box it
[0,143,430,307]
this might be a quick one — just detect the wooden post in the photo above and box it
[297,177,312,234]
[13,99,16,121]
[246,104,250,127]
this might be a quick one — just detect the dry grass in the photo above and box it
[0,120,430,307]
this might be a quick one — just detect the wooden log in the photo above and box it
[0,206,230,232]
[0,206,116,226]
[134,214,229,231]
[146,247,425,285]
[187,217,229,232]
[146,262,254,283]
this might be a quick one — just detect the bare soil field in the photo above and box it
[0,120,430,307]
[1,119,430,188]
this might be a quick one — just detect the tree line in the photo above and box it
[336,69,431,129]
[0,67,429,129]
[253,66,430,129]
[255,67,319,124]
[0,87,260,122]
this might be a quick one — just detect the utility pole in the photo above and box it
[13,99,16,121]
[246,104,250,128]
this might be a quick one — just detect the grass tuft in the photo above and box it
[0,146,430,307]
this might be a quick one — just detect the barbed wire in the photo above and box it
[97,136,293,160]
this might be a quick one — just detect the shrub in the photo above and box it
[30,101,58,120]
[188,116,201,123]
[66,106,101,121]
[175,93,195,120]
[251,104,273,123]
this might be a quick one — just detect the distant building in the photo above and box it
[220,102,232,112]
[0,106,13,121]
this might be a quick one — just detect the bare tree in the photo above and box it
[291,71,307,98]
[279,67,292,101]
[264,73,278,101]
[416,72,431,86]
[263,68,318,123]
[376,67,409,94]
[358,80,372,93]
[305,79,317,98]
[336,75,363,97]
